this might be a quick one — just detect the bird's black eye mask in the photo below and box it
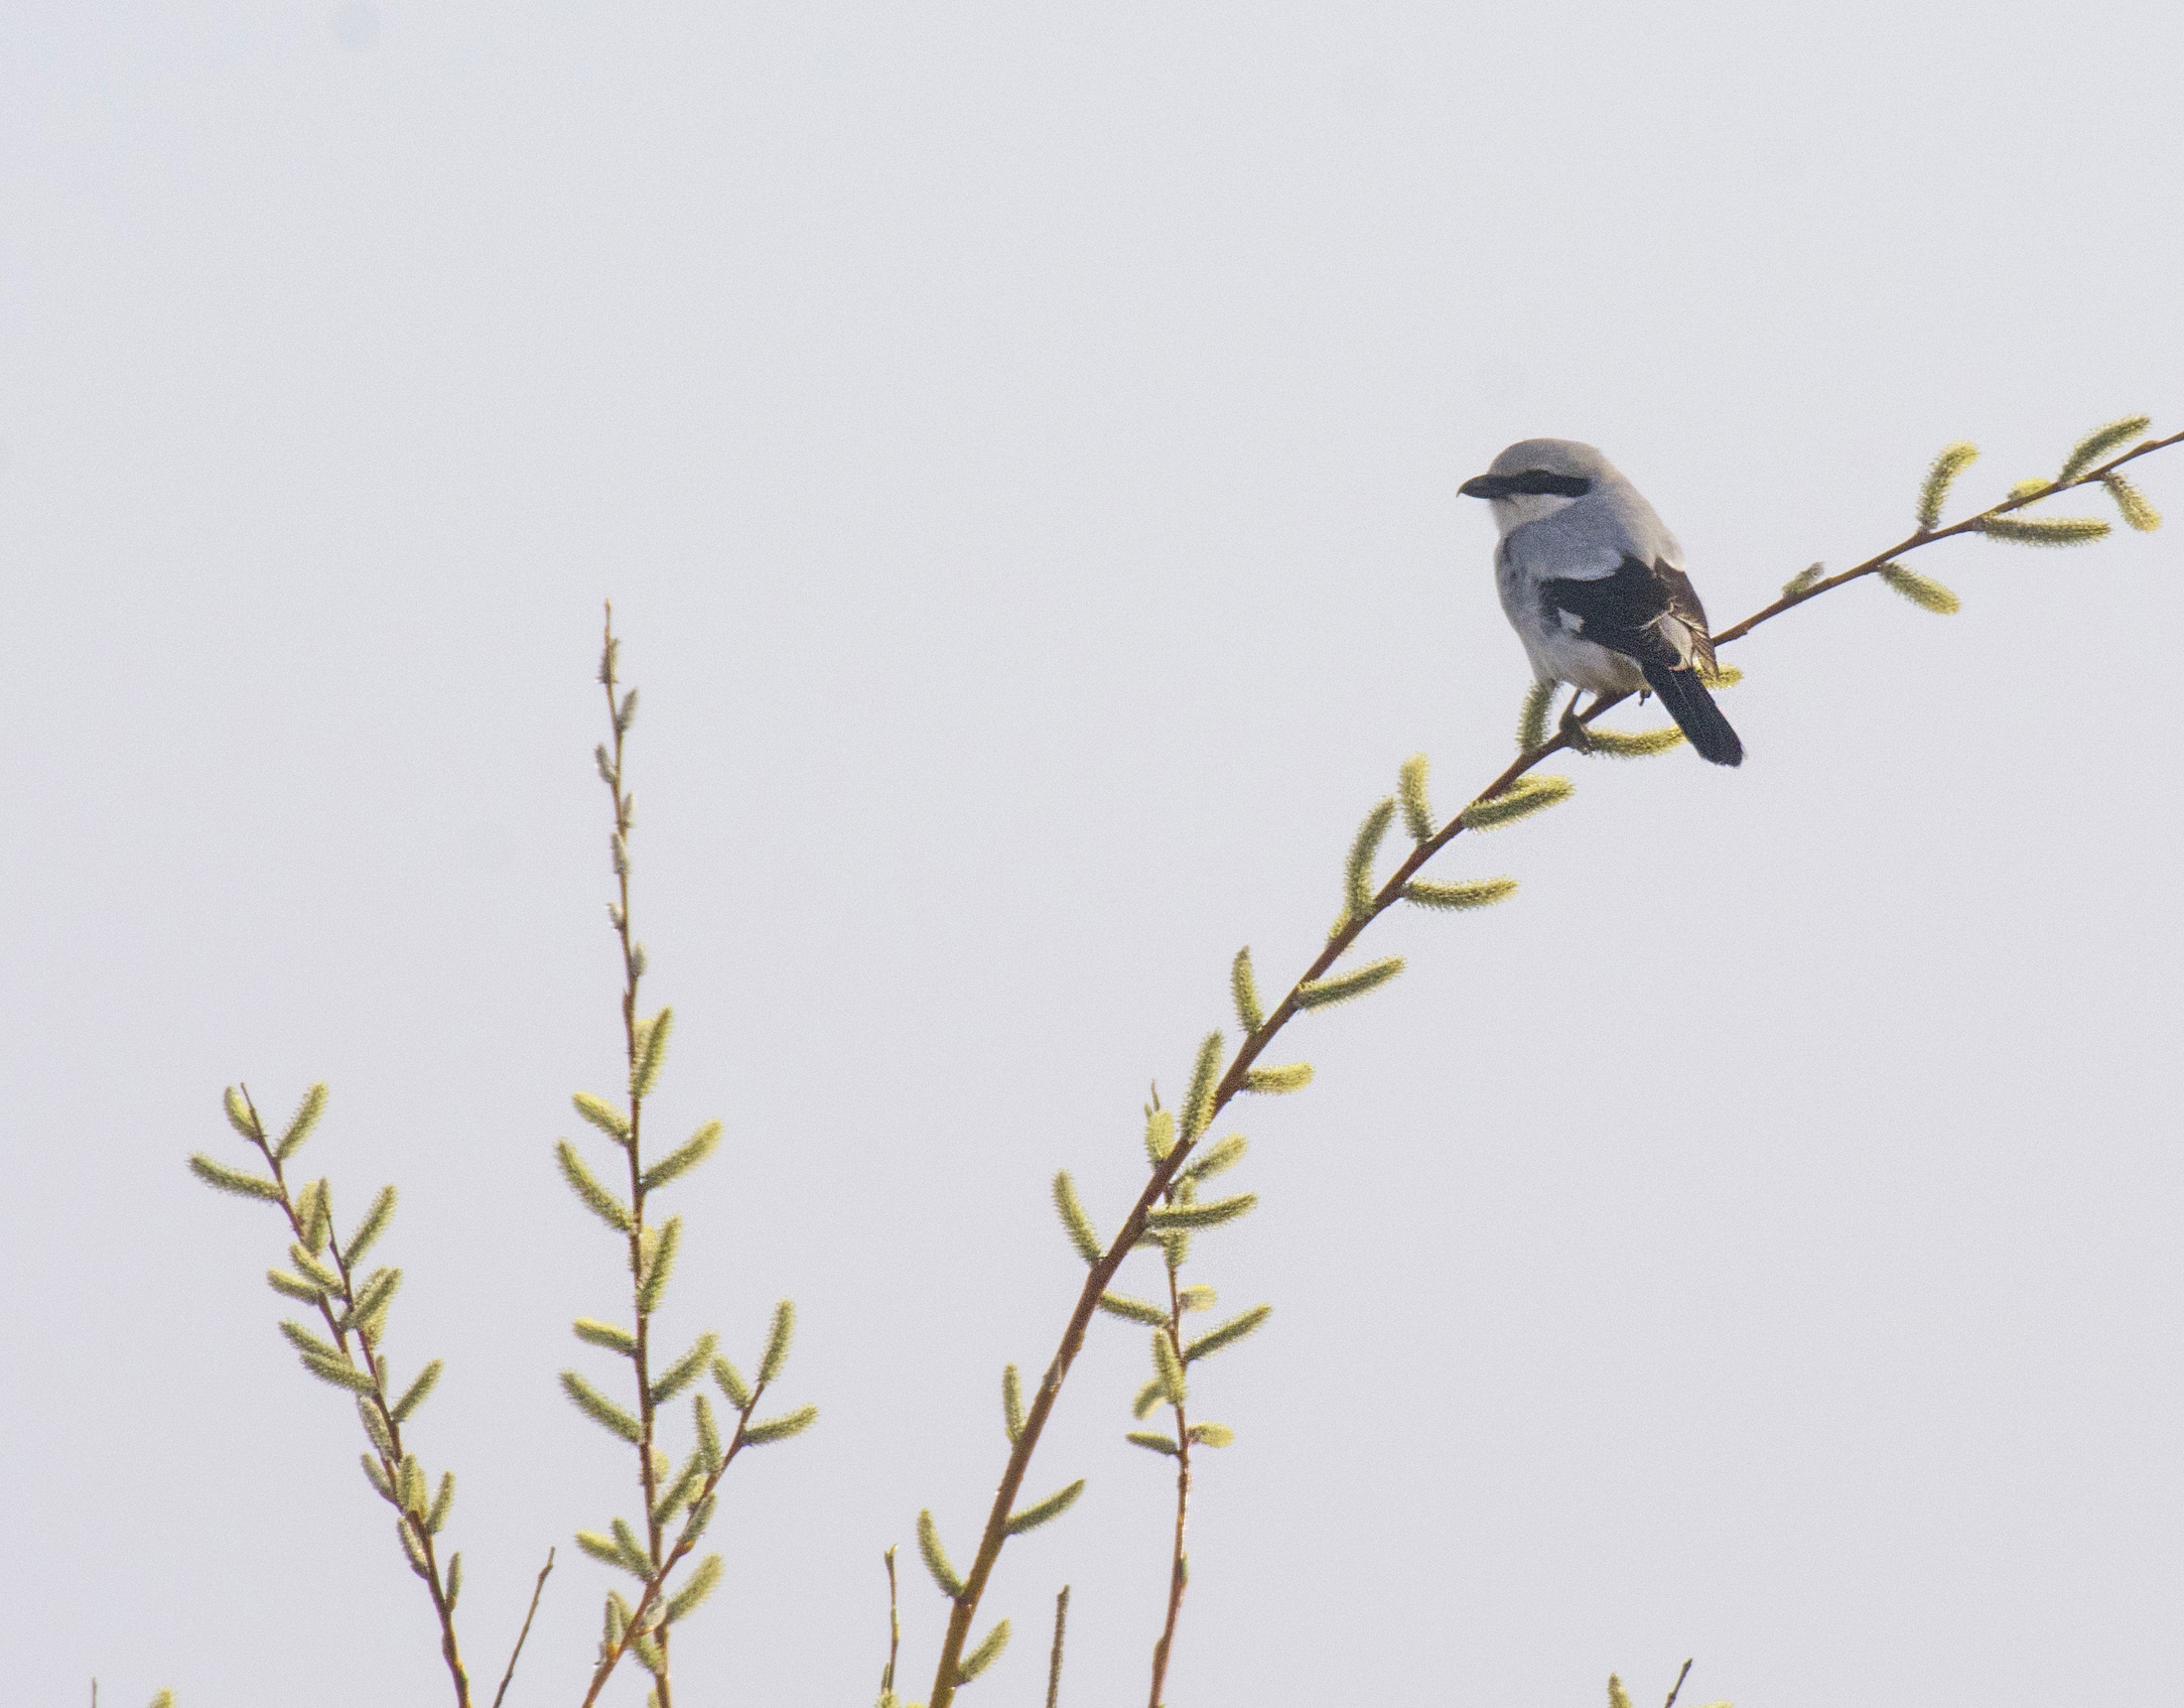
[1459,469,1593,499]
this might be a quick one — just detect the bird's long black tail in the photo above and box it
[1641,662,1744,766]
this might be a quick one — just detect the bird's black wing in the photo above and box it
[1538,555,1716,675]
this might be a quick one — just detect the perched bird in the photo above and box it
[1459,438,1743,766]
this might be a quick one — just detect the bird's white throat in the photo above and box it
[1488,491,1581,534]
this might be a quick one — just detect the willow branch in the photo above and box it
[573,606,808,1707]
[923,425,2182,1706]
[605,608,677,1707]
[579,605,668,1708]
[1713,426,2183,647]
[231,1089,473,1707]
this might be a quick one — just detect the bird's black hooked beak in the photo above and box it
[1458,473,1511,499]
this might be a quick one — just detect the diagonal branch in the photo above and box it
[922,425,2182,1706]
[230,1088,474,1707]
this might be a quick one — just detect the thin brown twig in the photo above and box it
[1662,1657,1694,1708]
[489,1547,555,1708]
[1146,1247,1193,1706]
[922,425,2182,1705]
[1046,1585,1070,1708]
[882,1546,901,1695]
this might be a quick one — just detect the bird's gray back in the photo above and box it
[1503,473,1685,583]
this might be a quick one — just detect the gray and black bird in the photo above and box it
[1459,438,1743,766]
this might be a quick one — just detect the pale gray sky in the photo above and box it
[3,5,2179,1706]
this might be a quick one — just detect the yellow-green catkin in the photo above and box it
[665,1553,725,1624]
[1295,956,1404,1009]
[560,1371,642,1442]
[958,1618,1012,1682]
[1181,1030,1225,1140]
[1398,753,1435,841]
[1182,1303,1272,1364]
[1979,513,2111,546]
[1878,564,1962,614]
[1052,1171,1103,1264]
[346,1184,397,1263]
[1404,876,1518,910]
[1151,1330,1187,1406]
[1002,1364,1025,1443]
[572,1091,630,1143]
[641,1119,722,1192]
[1516,680,1554,752]
[1917,442,1979,529]
[916,1508,964,1599]
[1345,797,1396,918]
[1098,1290,1169,1326]
[743,1402,818,1443]
[1580,724,1686,759]
[711,1355,752,1409]
[276,1083,328,1161]
[1005,1479,1085,1535]
[2058,414,2150,484]
[2104,472,2162,531]
[1147,1191,1257,1231]
[1458,775,1572,832]
[189,1153,281,1201]
[1229,947,1264,1033]
[1180,1133,1246,1181]
[758,1299,797,1385]
[1781,561,1826,598]
[630,1007,674,1100]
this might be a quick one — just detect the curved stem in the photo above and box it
[925,428,2183,1705]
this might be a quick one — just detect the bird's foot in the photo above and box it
[1558,697,1594,752]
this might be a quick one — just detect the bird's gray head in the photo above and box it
[1459,439,1620,533]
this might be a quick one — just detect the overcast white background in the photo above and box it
[3,4,2179,1705]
